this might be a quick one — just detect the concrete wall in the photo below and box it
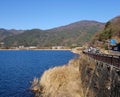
[79,54,120,97]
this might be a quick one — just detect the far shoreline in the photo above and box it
[0,48,82,55]
[0,48,71,50]
[0,48,81,55]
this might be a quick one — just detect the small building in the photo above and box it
[29,46,37,49]
[52,46,64,50]
[19,45,24,49]
[0,42,4,48]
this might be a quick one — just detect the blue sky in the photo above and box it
[0,0,120,30]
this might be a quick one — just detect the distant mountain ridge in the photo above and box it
[0,28,24,41]
[48,20,103,31]
[0,20,105,47]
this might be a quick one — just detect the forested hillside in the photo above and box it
[91,16,120,49]
[0,28,24,41]
[1,20,104,47]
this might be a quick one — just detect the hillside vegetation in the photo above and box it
[31,58,81,97]
[91,16,120,48]
[1,20,104,47]
[0,28,24,41]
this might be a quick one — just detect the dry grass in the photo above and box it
[31,58,82,97]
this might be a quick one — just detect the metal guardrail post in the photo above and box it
[118,56,120,67]
[111,56,113,65]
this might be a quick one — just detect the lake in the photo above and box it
[0,50,78,97]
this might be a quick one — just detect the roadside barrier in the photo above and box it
[83,51,120,68]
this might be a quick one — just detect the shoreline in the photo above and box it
[0,49,72,51]
[0,48,81,55]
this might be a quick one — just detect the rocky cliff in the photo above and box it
[31,54,120,97]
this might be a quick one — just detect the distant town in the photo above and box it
[0,42,70,50]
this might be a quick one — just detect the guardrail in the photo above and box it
[83,51,120,68]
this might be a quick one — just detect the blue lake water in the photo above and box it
[0,50,78,97]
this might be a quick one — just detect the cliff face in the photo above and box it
[31,54,120,97]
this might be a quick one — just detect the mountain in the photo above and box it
[91,16,120,48]
[1,20,104,48]
[46,20,104,46]
[8,29,24,35]
[0,28,24,41]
